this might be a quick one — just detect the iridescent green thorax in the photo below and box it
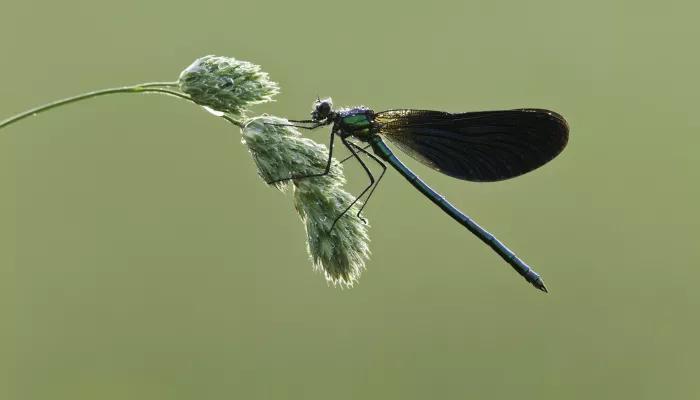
[336,108,376,141]
[341,113,372,129]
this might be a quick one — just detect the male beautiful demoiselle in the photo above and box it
[269,98,569,292]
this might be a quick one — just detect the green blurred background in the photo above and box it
[1,0,698,398]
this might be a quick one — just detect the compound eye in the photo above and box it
[317,102,331,117]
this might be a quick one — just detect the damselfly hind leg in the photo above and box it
[350,144,387,221]
[329,137,375,231]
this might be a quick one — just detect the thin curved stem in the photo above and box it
[138,82,179,87]
[221,114,244,129]
[0,82,189,130]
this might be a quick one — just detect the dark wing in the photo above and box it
[374,109,569,182]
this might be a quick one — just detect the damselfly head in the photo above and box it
[311,97,333,121]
